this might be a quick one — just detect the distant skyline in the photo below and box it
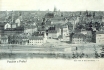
[1,0,104,11]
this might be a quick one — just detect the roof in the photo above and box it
[9,34,29,39]
[45,20,51,26]
[62,24,68,28]
[58,35,62,39]
[0,22,7,26]
[1,35,8,39]
[50,16,64,21]
[65,22,73,27]
[74,28,81,33]
[96,31,104,34]
[4,27,24,31]
[33,32,44,36]
[72,33,86,38]
[29,36,44,40]
[37,26,46,31]
[48,30,57,33]
[101,27,104,30]
[51,24,62,28]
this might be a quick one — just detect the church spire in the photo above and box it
[54,6,57,12]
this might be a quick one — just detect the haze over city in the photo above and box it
[1,0,104,11]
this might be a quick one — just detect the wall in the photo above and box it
[96,34,104,44]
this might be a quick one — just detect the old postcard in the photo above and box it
[0,0,104,70]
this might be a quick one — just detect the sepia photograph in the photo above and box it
[0,0,104,70]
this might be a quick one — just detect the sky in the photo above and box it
[0,0,104,11]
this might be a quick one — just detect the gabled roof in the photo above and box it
[29,36,44,40]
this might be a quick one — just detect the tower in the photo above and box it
[11,11,14,28]
[53,6,57,16]
[54,6,57,12]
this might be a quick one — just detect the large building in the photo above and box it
[4,26,24,35]
[58,24,69,42]
[96,31,104,44]
[61,24,69,37]
[28,36,46,45]
[72,33,86,44]
[8,34,29,45]
[28,32,47,45]
[1,35,8,44]
[47,25,61,39]
[81,29,92,43]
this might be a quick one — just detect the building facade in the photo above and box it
[96,31,104,44]
[1,35,8,44]
[28,36,46,45]
[72,33,86,44]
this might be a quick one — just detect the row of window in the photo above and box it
[29,40,43,42]
[97,38,104,39]
[1,40,8,42]
[73,40,84,41]
[29,42,43,43]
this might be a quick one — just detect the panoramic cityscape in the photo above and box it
[0,7,104,59]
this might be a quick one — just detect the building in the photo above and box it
[72,33,86,44]
[0,22,7,33]
[58,35,69,42]
[61,24,69,37]
[8,34,29,45]
[81,29,92,43]
[101,27,104,31]
[96,31,104,44]
[15,18,21,26]
[28,36,46,45]
[85,34,92,43]
[81,29,92,35]
[1,35,8,44]
[29,31,47,45]
[0,34,1,43]
[58,24,70,42]
[4,26,24,35]
[4,23,11,29]
[47,26,61,39]
[24,26,37,35]
[28,31,47,45]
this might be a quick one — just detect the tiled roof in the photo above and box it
[29,36,44,40]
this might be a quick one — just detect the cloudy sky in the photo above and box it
[1,0,104,11]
